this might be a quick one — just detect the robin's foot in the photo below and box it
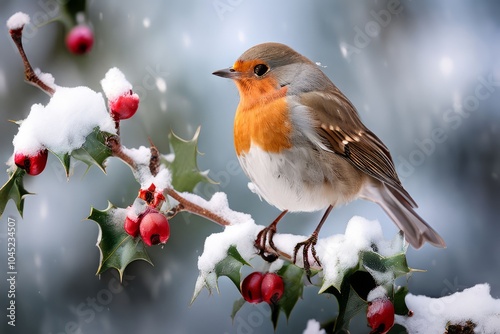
[293,233,321,279]
[254,225,279,262]
[254,210,288,262]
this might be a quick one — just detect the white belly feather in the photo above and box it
[238,144,360,212]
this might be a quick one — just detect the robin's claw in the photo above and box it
[254,225,279,262]
[293,234,321,280]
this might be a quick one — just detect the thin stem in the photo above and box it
[9,27,55,96]
[106,135,136,169]
[165,188,231,227]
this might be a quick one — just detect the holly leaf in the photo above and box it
[215,245,249,289]
[87,202,152,281]
[319,269,370,332]
[191,245,249,303]
[71,127,113,174]
[393,285,410,316]
[0,167,31,218]
[163,127,215,192]
[342,284,368,327]
[51,151,71,179]
[276,264,304,319]
[361,251,410,285]
[349,270,377,301]
[231,298,246,322]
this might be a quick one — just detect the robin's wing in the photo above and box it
[299,90,417,208]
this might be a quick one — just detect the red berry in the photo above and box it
[367,297,395,334]
[261,273,284,304]
[109,91,139,120]
[14,149,48,176]
[66,25,94,55]
[139,212,170,246]
[124,215,140,237]
[240,272,264,304]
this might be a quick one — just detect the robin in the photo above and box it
[213,42,445,273]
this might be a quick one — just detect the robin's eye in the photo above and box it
[253,64,269,77]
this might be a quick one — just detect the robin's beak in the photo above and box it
[212,67,239,79]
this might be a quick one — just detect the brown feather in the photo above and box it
[300,90,418,208]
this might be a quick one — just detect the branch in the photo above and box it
[164,188,319,270]
[9,26,55,96]
[102,109,304,267]
[165,188,231,227]
[106,135,136,169]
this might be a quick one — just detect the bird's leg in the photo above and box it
[293,205,333,278]
[255,210,288,262]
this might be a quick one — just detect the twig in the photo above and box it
[9,26,55,96]
[106,135,136,169]
[164,188,320,270]
[165,188,231,227]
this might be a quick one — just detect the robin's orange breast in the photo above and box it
[233,77,292,156]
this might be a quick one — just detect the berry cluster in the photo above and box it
[124,183,170,246]
[240,272,284,305]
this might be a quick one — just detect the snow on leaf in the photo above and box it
[163,127,215,192]
[191,216,260,303]
[215,245,250,289]
[318,217,409,293]
[87,202,152,281]
[191,245,249,304]
[361,251,410,286]
[71,127,113,173]
[12,86,115,156]
[396,284,500,333]
[0,167,31,218]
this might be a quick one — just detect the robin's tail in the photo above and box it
[361,182,446,249]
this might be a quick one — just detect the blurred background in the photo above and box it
[0,0,499,333]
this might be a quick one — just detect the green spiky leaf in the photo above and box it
[393,285,410,316]
[87,202,152,281]
[163,127,215,192]
[273,263,305,322]
[71,128,113,173]
[51,151,71,178]
[320,270,370,331]
[342,284,368,329]
[192,245,249,303]
[361,251,410,285]
[215,245,250,289]
[231,298,246,322]
[0,167,31,218]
